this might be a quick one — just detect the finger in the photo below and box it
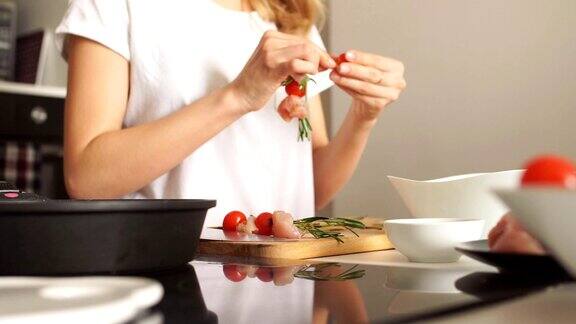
[488,218,508,248]
[492,229,546,255]
[318,49,336,70]
[338,63,383,84]
[273,44,320,71]
[262,30,302,42]
[260,30,301,45]
[340,87,391,114]
[270,31,335,69]
[337,63,406,89]
[291,42,335,71]
[344,50,404,73]
[271,40,334,71]
[330,71,401,100]
[281,59,318,80]
[488,221,506,245]
[261,37,302,53]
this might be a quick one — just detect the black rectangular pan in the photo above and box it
[0,199,215,275]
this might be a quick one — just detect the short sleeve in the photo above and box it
[55,0,131,61]
[306,26,334,98]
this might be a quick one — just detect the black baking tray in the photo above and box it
[0,199,215,275]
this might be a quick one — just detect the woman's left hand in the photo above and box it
[330,50,406,122]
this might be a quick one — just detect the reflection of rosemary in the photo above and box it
[294,217,366,243]
[295,263,366,281]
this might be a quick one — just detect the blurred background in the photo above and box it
[1,0,576,219]
[327,0,576,219]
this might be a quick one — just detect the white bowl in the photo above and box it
[384,218,485,263]
[496,189,576,278]
[388,170,523,237]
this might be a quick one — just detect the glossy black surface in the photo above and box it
[456,240,570,277]
[139,258,572,324]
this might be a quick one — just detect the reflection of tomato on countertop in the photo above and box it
[221,263,366,286]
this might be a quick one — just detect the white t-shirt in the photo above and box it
[56,0,333,227]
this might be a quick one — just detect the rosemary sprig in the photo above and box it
[298,118,313,142]
[294,217,366,243]
[294,263,366,281]
[282,76,316,142]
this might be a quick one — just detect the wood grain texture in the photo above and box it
[198,229,393,259]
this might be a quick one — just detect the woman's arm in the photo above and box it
[65,32,335,198]
[311,99,376,210]
[311,50,406,210]
[64,36,247,198]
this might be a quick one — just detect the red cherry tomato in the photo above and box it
[223,264,246,282]
[335,53,348,65]
[521,155,576,189]
[285,80,305,97]
[255,212,274,236]
[223,211,247,232]
[255,267,274,282]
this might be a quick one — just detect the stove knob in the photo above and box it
[30,106,48,125]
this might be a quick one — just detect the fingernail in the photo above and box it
[346,51,356,61]
[339,64,350,73]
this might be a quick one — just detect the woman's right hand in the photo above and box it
[231,30,336,113]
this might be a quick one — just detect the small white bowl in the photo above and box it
[384,218,485,263]
[388,170,522,237]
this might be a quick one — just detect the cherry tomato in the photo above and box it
[223,264,246,282]
[285,79,305,97]
[223,211,247,231]
[521,155,576,189]
[335,53,348,65]
[255,212,274,236]
[255,267,274,282]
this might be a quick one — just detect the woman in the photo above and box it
[56,0,406,227]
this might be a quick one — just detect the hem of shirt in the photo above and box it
[54,25,131,62]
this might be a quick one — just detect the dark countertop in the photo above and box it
[137,257,571,324]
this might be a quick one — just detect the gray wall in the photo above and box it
[327,0,576,219]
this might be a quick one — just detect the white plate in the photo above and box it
[0,277,163,324]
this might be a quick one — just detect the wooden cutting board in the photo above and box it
[198,228,393,259]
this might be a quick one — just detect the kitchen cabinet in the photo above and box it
[0,81,65,141]
[0,81,67,198]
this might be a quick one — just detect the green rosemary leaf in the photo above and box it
[295,217,329,223]
[294,216,367,243]
[344,226,360,237]
[304,118,313,131]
